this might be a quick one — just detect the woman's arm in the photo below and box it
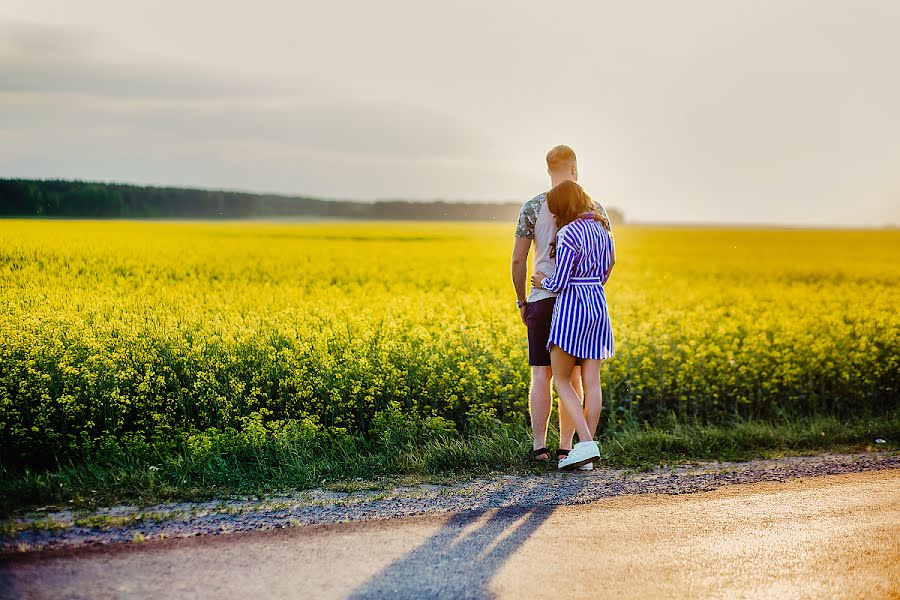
[534,234,578,293]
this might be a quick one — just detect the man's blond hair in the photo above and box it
[546,145,577,172]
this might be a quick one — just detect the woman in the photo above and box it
[531,180,616,470]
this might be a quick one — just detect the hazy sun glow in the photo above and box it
[2,0,899,226]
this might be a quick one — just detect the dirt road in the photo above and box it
[2,469,898,599]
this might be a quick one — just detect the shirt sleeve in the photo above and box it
[598,204,612,233]
[515,199,539,239]
[540,229,578,292]
[591,200,613,234]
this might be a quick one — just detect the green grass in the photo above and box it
[599,413,898,468]
[1,412,896,518]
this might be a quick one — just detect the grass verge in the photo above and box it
[1,412,897,518]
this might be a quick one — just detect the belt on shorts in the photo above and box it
[569,277,603,286]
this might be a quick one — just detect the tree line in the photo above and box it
[0,179,623,223]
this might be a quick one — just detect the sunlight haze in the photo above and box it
[2,0,899,226]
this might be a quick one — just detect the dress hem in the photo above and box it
[547,340,615,361]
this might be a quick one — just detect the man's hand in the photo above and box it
[531,271,547,288]
[601,264,614,284]
[603,239,617,284]
[519,304,527,325]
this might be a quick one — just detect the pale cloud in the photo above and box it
[0,20,299,99]
[1,19,95,56]
[1,95,485,161]
[0,17,489,195]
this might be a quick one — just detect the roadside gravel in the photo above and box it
[2,451,897,554]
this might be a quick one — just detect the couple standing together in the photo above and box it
[511,145,616,471]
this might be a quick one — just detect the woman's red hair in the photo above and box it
[546,180,610,231]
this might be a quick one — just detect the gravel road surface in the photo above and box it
[1,466,897,599]
[1,452,898,555]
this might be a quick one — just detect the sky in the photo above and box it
[1,0,899,226]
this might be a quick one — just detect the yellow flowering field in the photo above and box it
[0,220,898,467]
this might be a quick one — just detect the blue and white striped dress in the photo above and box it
[540,214,615,360]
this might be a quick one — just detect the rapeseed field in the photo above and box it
[1,220,898,475]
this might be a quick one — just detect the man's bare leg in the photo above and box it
[530,366,553,456]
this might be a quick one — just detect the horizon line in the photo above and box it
[2,176,896,229]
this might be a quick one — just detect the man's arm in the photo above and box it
[511,236,531,325]
[512,196,539,325]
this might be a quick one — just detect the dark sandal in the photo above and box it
[531,447,550,461]
[557,449,571,460]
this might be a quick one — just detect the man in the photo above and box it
[511,145,610,466]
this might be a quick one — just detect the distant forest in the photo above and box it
[0,179,624,223]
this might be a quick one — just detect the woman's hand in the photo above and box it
[531,271,547,289]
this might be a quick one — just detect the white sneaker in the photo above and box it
[578,461,594,471]
[557,441,600,470]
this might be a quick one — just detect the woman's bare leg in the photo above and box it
[558,365,583,451]
[550,347,592,442]
[580,359,604,438]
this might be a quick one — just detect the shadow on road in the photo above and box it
[349,477,587,600]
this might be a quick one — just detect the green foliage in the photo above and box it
[0,221,897,485]
[0,179,571,222]
[1,413,895,517]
